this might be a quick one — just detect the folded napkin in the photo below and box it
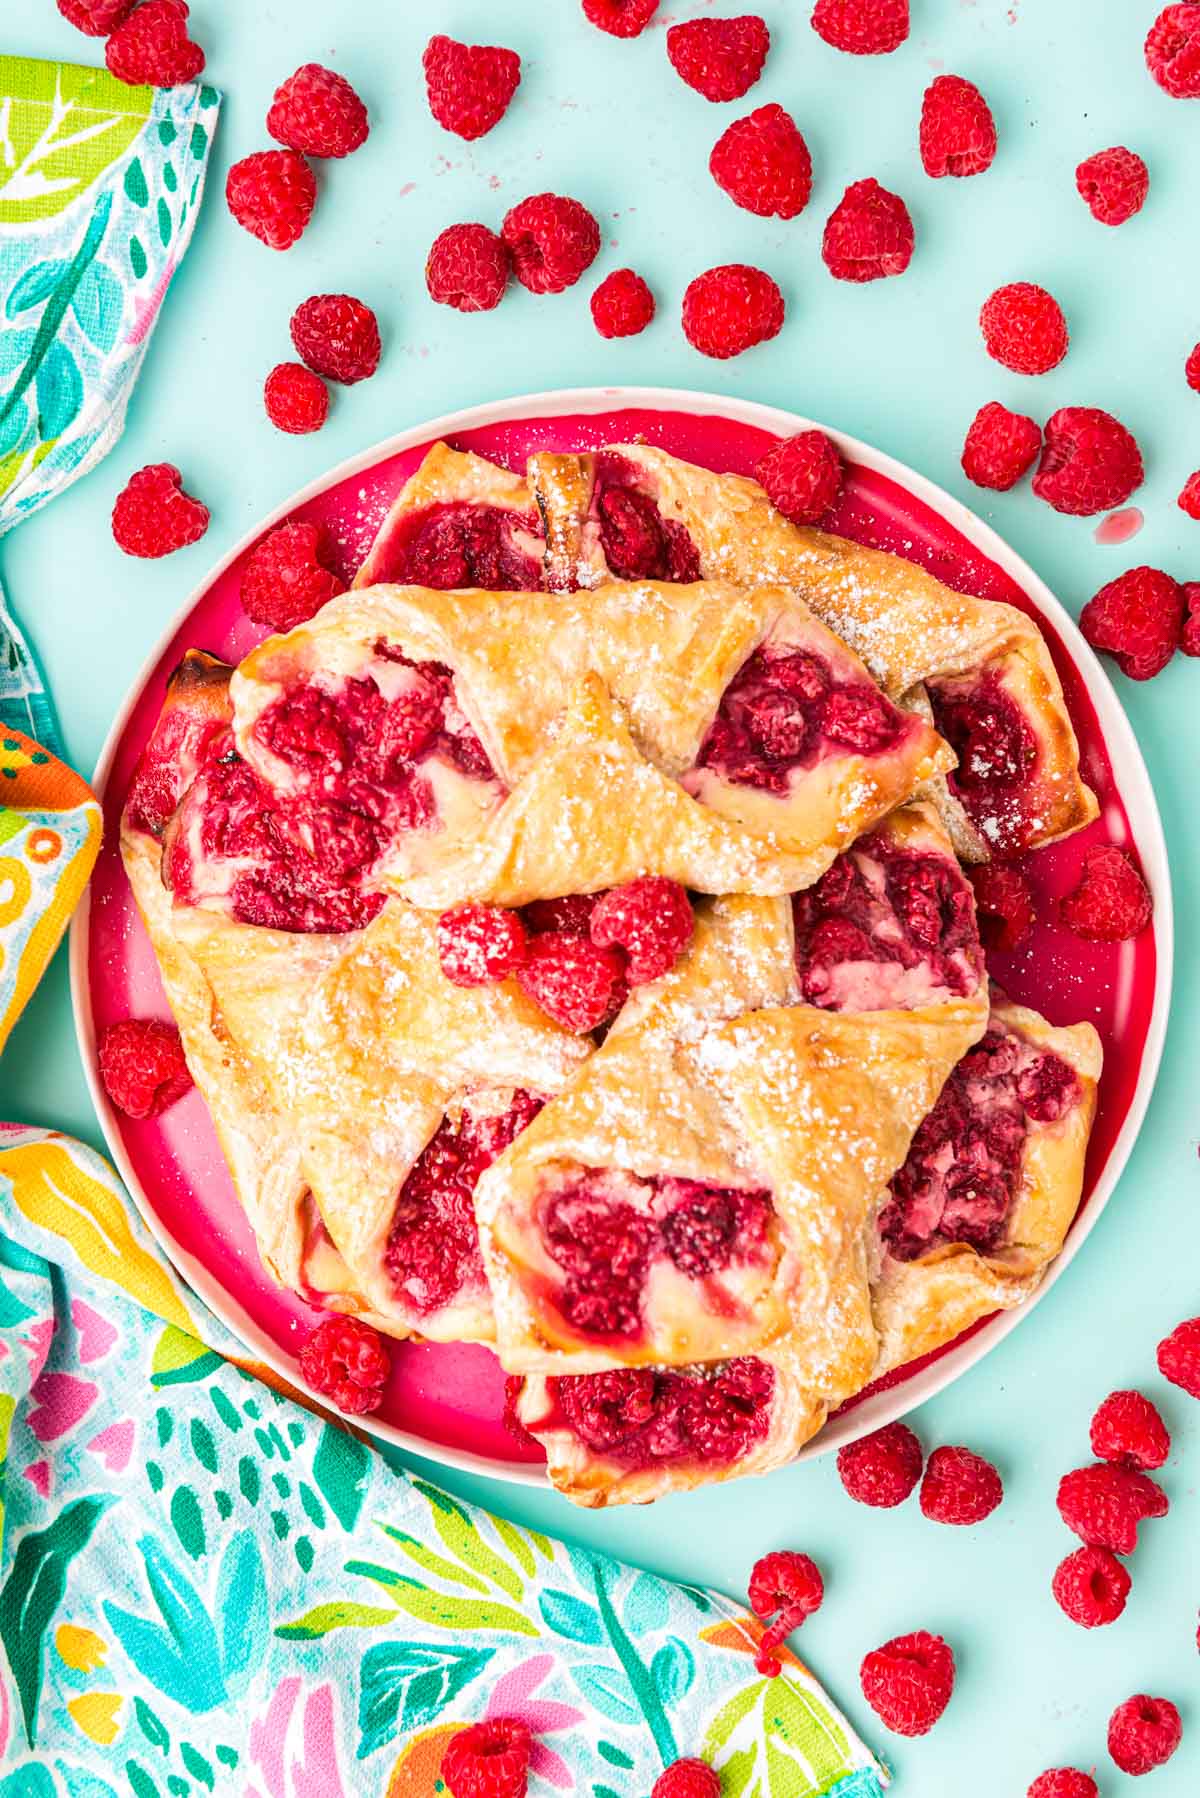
[0,55,220,753]
[0,1128,888,1797]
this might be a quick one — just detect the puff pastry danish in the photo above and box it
[355,440,546,591]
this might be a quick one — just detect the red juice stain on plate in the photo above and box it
[1094,507,1144,546]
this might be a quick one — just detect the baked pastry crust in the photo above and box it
[354,440,545,589]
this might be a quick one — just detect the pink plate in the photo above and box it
[70,387,1171,1487]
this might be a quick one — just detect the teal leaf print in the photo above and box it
[597,1741,635,1769]
[568,1663,640,1728]
[124,156,148,206]
[538,1588,604,1645]
[0,399,30,464]
[126,1762,160,1798]
[0,330,36,378]
[650,1637,695,1705]
[357,1641,494,1759]
[70,262,124,352]
[0,189,111,441]
[129,235,147,281]
[169,1486,205,1560]
[0,1768,58,1798]
[215,1530,267,1697]
[591,1558,677,1763]
[622,1570,670,1635]
[180,1744,215,1790]
[134,1696,170,1754]
[35,340,83,438]
[0,1494,114,1747]
[312,1423,370,1531]
[5,260,69,318]
[102,1536,227,1714]
[275,1601,398,1640]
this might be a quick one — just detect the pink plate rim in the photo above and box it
[68,384,1174,1489]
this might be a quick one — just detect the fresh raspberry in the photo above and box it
[291,294,381,384]
[501,194,600,296]
[756,430,843,525]
[105,0,204,87]
[98,1018,193,1119]
[590,268,656,338]
[522,894,601,937]
[920,75,997,178]
[968,863,1035,951]
[1056,1461,1168,1554]
[1157,1315,1200,1397]
[582,0,659,38]
[518,932,626,1033]
[666,15,770,102]
[1028,1772,1098,1798]
[1183,582,1200,657]
[298,1316,390,1415]
[837,1421,923,1507]
[225,150,315,251]
[812,0,908,55]
[979,282,1068,375]
[651,1762,720,1798]
[710,103,813,219]
[426,224,510,313]
[438,904,528,986]
[747,1549,825,1676]
[859,1631,954,1737]
[111,463,209,558]
[240,521,346,633]
[1108,1695,1183,1776]
[1079,566,1180,679]
[440,1718,532,1798]
[1051,1544,1132,1628]
[57,0,136,34]
[1188,343,1200,391]
[1076,146,1149,226]
[960,402,1041,491]
[422,34,521,142]
[1090,1389,1171,1471]
[1059,846,1153,942]
[589,877,693,983]
[1034,408,1144,515]
[264,362,329,435]
[919,1445,1003,1525]
[1179,470,1200,518]
[821,179,914,282]
[267,63,369,159]
[682,264,785,359]
[1145,5,1200,98]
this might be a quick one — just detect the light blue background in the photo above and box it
[3,2,1198,1790]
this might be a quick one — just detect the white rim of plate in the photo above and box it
[69,384,1173,1490]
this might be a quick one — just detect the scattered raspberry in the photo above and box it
[267,64,368,159]
[426,224,510,313]
[1059,846,1153,942]
[1080,566,1181,680]
[1187,343,1200,391]
[591,268,656,338]
[821,178,914,282]
[961,402,1040,491]
[1179,470,1200,519]
[1157,1315,1200,1397]
[682,263,785,359]
[422,34,521,142]
[582,0,660,38]
[240,521,346,633]
[1027,1772,1099,1798]
[518,932,626,1033]
[837,1422,923,1507]
[651,1762,720,1798]
[1034,407,1144,515]
[860,1631,954,1737]
[105,0,204,86]
[589,877,693,983]
[812,0,909,55]
[438,904,528,986]
[756,430,843,525]
[1183,583,1200,657]
[1108,1695,1183,1777]
[441,1718,532,1798]
[748,1549,825,1676]
[264,362,329,435]
[291,294,381,384]
[1051,1544,1132,1628]
[968,863,1035,952]
[710,103,813,219]
[57,0,136,34]
[920,75,997,178]
[501,194,601,295]
[98,1018,193,1119]
[299,1316,390,1414]
[919,1445,1003,1525]
[1090,1389,1170,1471]
[1145,5,1200,98]
[111,464,209,558]
[225,150,315,251]
[666,15,770,102]
[1056,1461,1168,1554]
[1076,146,1149,225]
[979,282,1068,375]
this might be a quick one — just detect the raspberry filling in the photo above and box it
[547,1358,775,1468]
[792,831,982,1010]
[928,670,1041,853]
[539,1169,774,1340]
[365,500,544,589]
[385,1090,543,1315]
[878,1025,1081,1261]
[591,453,701,582]
[693,645,909,794]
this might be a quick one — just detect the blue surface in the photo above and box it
[3,3,1198,1791]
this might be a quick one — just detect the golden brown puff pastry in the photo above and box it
[354,440,546,591]
[219,578,951,910]
[528,443,1097,860]
[870,991,1101,1377]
